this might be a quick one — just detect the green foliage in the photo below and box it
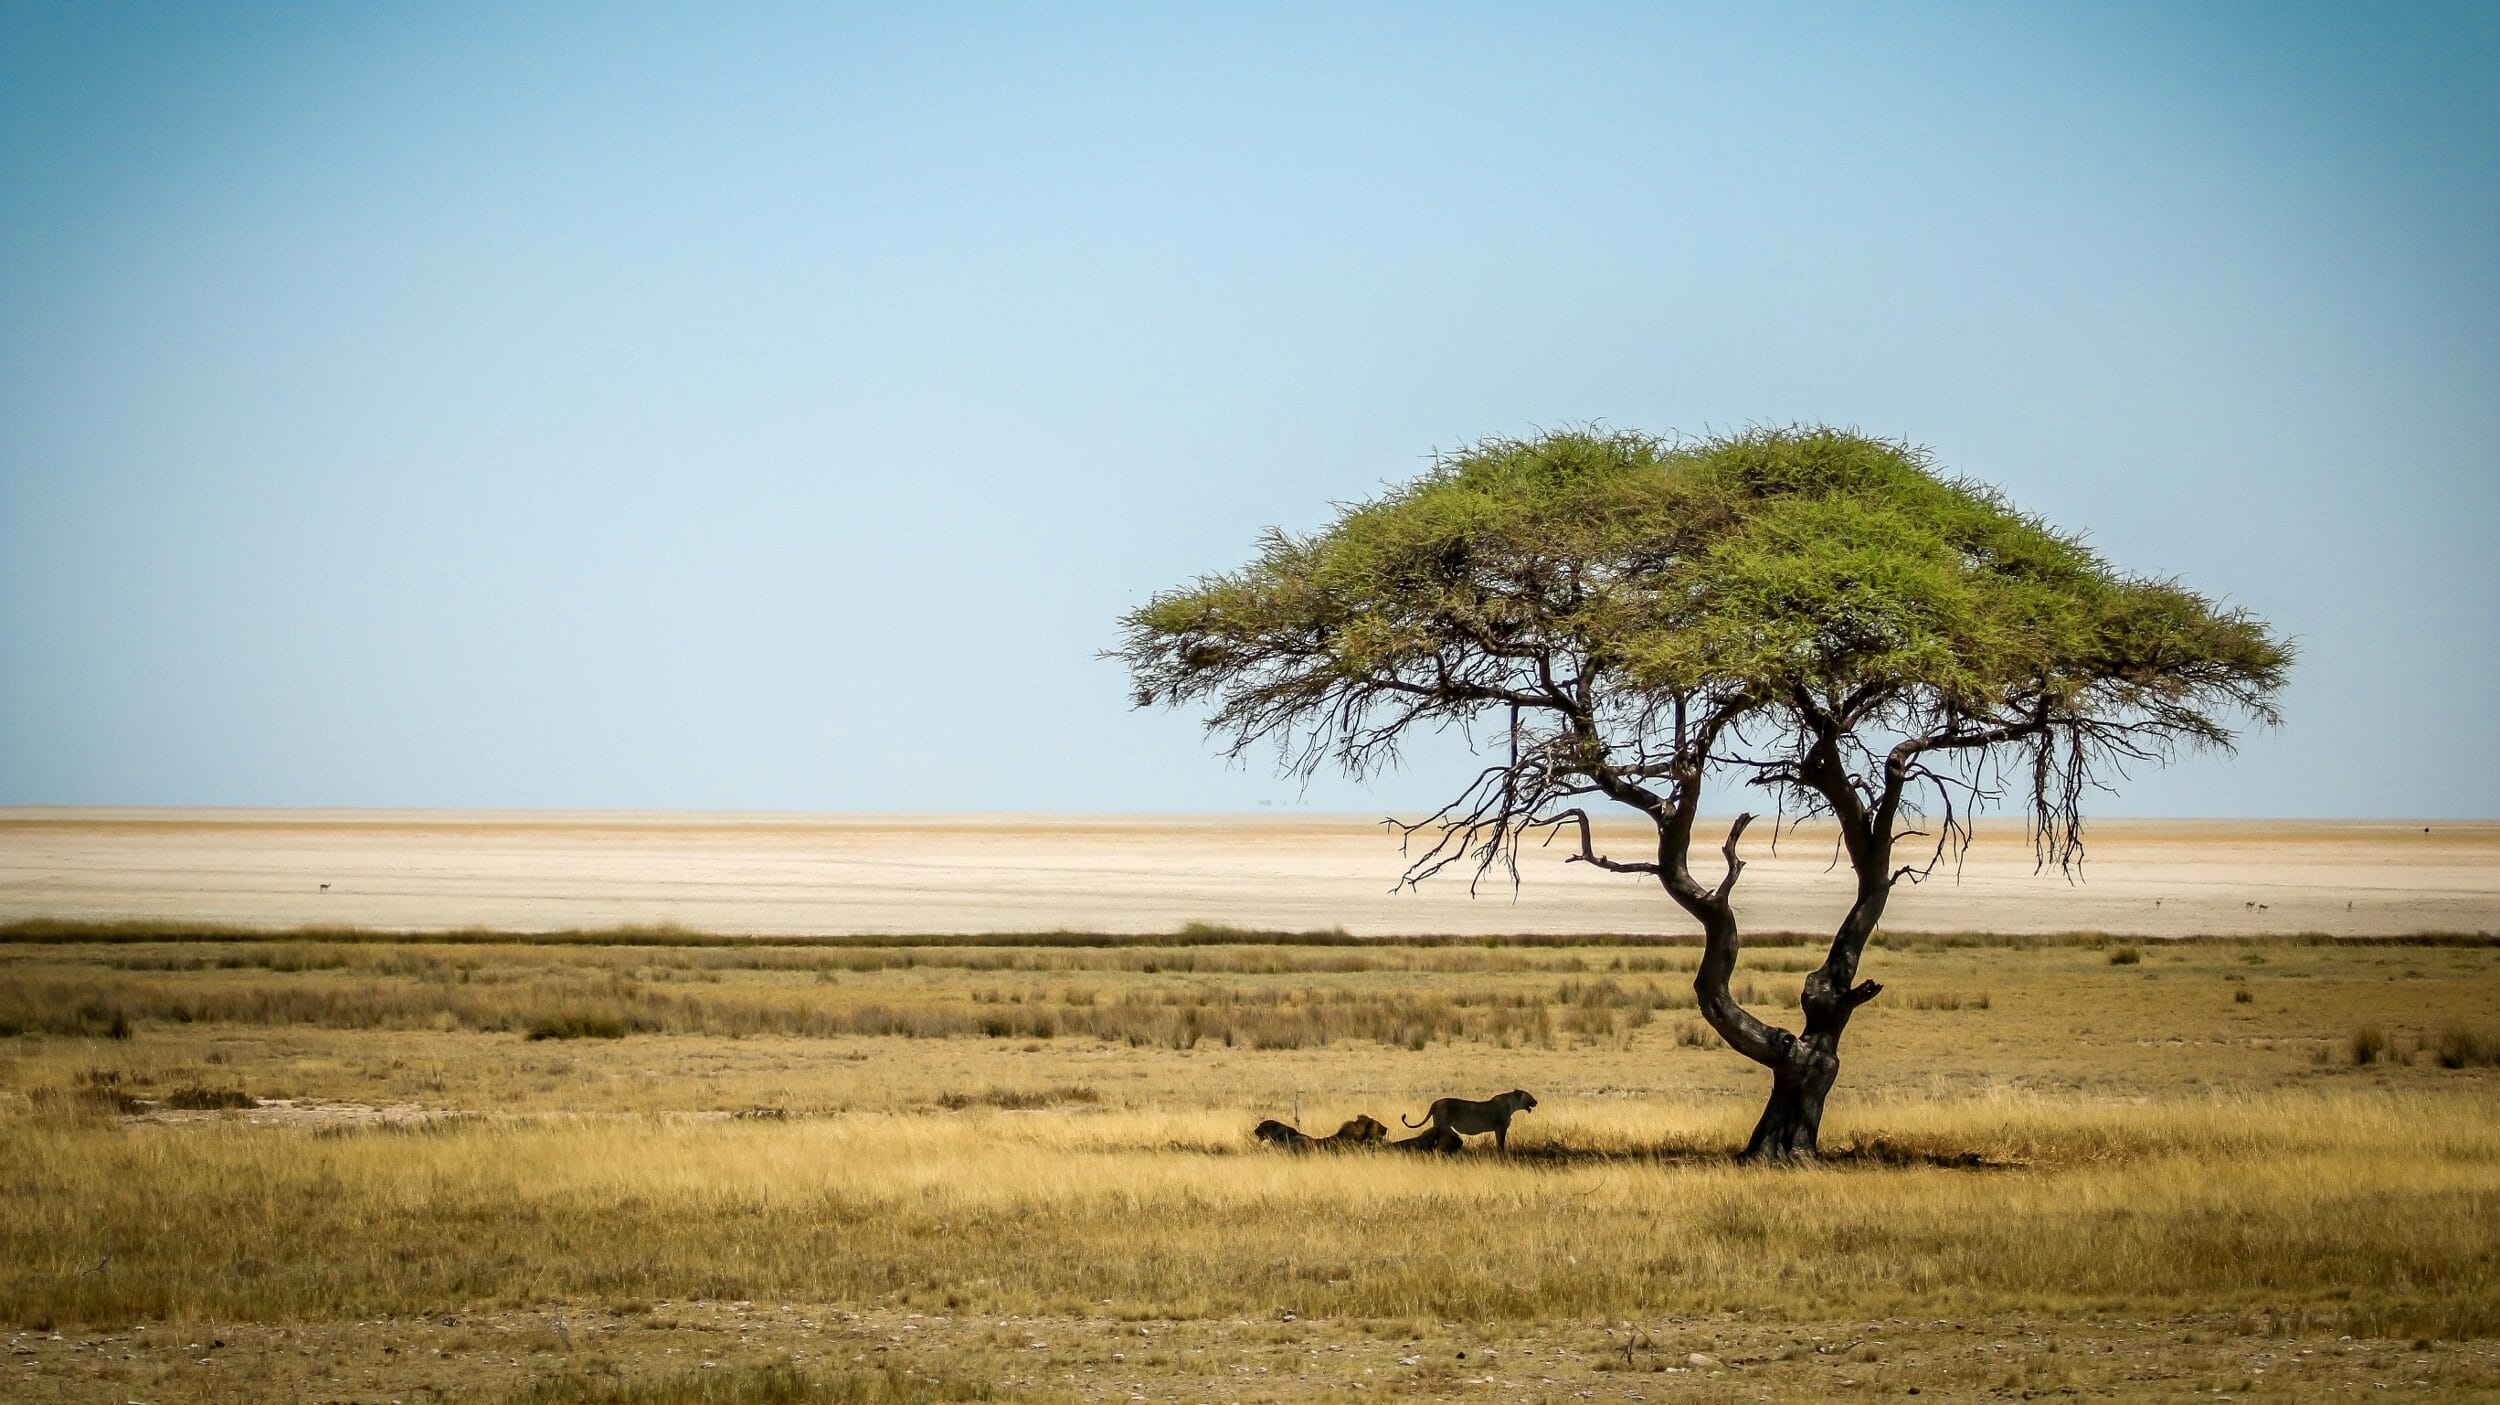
[1120,426,2289,874]
[1130,426,2280,734]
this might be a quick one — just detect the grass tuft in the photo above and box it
[526,1012,636,1041]
[935,1085,1101,1111]
[2350,1026,2389,1065]
[2434,1024,2499,1069]
[163,1085,258,1110]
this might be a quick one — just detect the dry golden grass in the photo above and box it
[1,931,2497,1402]
[10,1096,2498,1329]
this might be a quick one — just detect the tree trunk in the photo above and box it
[1736,962,1880,1162]
[1663,806,1887,1164]
[1743,1062,1834,1161]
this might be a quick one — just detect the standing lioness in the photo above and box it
[1402,1089,1537,1149]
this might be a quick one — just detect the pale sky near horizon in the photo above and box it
[3,3,2494,819]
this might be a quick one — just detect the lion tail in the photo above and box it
[1401,1111,1427,1128]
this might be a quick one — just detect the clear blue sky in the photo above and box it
[3,2,2493,817]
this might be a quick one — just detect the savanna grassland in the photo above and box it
[2,924,2497,1403]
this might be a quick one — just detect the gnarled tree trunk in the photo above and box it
[1739,960,1882,1160]
[1679,804,1890,1164]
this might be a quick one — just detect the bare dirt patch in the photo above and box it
[125,1096,453,1130]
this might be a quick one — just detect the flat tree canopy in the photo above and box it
[1121,427,2289,1159]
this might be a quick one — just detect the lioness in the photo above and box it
[1252,1118,1312,1148]
[1402,1089,1537,1149]
[1318,1114,1388,1148]
[1389,1123,1462,1154]
[1253,1115,1387,1151]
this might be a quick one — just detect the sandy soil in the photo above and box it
[19,1302,2500,1404]
[1,808,2492,938]
[123,1097,451,1130]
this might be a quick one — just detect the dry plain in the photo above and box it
[2,811,2498,1403]
[2,810,2495,937]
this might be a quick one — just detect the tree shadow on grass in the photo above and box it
[1479,1138,2025,1170]
[1221,1132,2024,1169]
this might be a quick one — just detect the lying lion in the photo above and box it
[1389,1123,1462,1154]
[1252,1114,1388,1150]
[1401,1089,1536,1150]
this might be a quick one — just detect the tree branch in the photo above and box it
[1711,811,1754,903]
[1531,808,1661,875]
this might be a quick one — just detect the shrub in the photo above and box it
[165,1086,258,1110]
[526,1013,631,1041]
[32,1071,144,1115]
[2108,946,2142,966]
[936,1085,1101,1112]
[2434,1025,2498,1069]
[2351,1026,2388,1066]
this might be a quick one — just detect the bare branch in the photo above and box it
[1530,808,1661,875]
[1712,812,1755,903]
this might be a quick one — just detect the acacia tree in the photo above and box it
[1119,427,2289,1160]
